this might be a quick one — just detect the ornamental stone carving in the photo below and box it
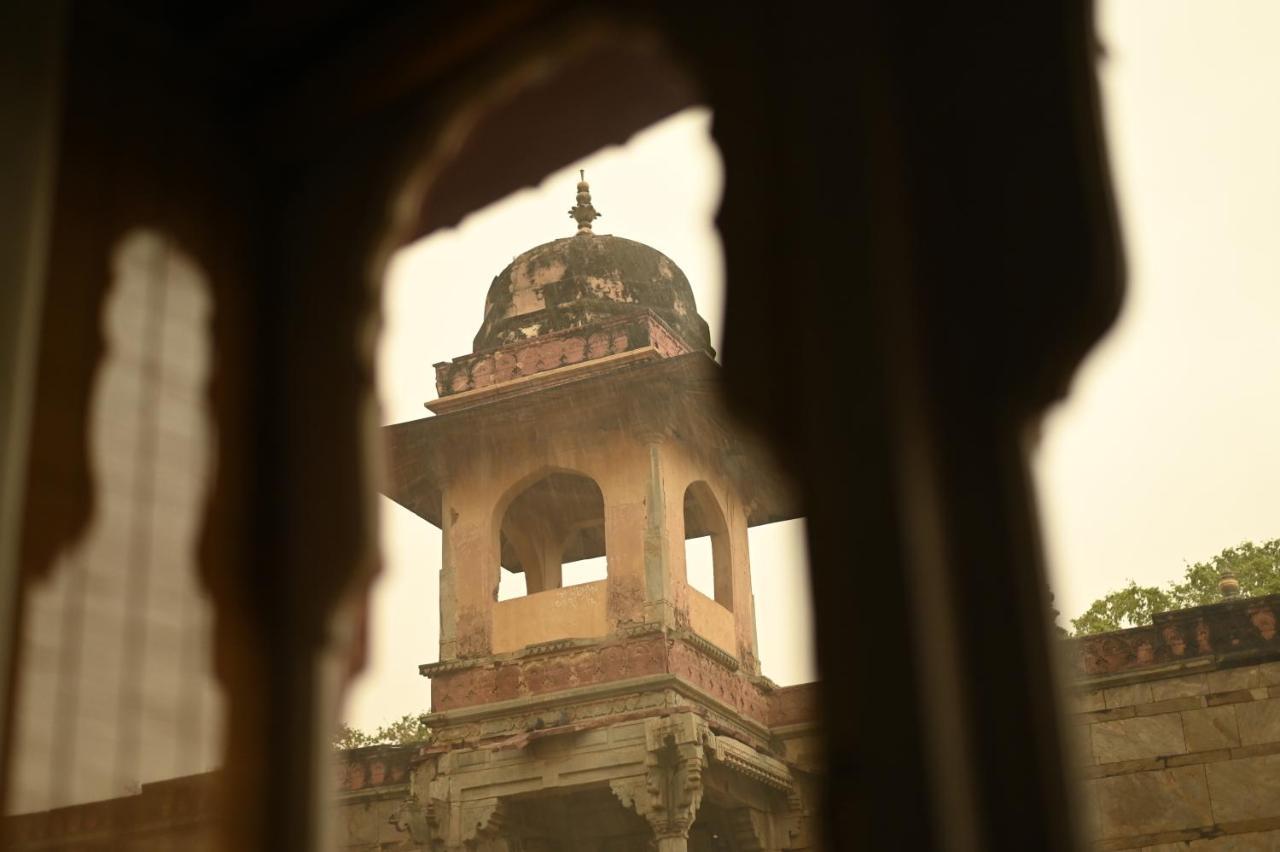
[610,715,709,848]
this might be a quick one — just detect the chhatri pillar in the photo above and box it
[383,177,819,851]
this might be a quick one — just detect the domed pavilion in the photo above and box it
[380,176,817,851]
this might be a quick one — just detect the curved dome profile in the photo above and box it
[472,234,713,356]
[473,174,714,355]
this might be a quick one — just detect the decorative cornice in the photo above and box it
[429,346,665,415]
[420,636,605,678]
[419,657,479,678]
[676,630,740,672]
[748,673,779,692]
[709,734,794,792]
[520,637,586,657]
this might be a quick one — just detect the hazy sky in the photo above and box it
[345,1,1280,729]
[1035,0,1280,623]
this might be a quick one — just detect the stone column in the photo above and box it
[639,433,676,630]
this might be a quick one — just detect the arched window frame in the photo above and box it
[492,468,609,599]
[682,480,733,611]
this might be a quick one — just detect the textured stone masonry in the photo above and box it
[1070,594,1280,850]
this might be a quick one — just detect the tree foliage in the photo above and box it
[333,714,432,750]
[1071,538,1280,636]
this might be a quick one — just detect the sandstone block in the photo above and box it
[339,802,380,845]
[1093,714,1187,764]
[1260,662,1280,686]
[1235,698,1280,747]
[1078,706,1138,725]
[1063,718,1097,768]
[1144,831,1280,851]
[1206,753,1280,823]
[1150,675,1209,702]
[1138,697,1205,717]
[1094,766,1212,839]
[1181,706,1241,752]
[1166,749,1231,768]
[1074,689,1106,713]
[1207,690,1256,707]
[1230,742,1280,760]
[375,799,410,844]
[1106,682,1154,709]
[1208,666,1265,694]
[1191,830,1280,850]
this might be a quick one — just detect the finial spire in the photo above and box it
[568,170,601,235]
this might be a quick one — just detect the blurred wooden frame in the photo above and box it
[1,3,1121,851]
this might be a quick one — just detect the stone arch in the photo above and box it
[495,469,607,597]
[682,480,732,610]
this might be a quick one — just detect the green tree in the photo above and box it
[333,713,432,750]
[1070,538,1280,636]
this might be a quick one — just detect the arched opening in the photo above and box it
[497,471,607,600]
[683,481,732,610]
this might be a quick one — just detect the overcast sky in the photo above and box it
[1035,0,1280,623]
[344,1,1280,729]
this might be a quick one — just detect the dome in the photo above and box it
[471,175,712,355]
[473,235,712,354]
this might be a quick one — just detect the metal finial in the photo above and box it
[568,170,601,235]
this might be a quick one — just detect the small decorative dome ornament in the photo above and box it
[1219,568,1242,600]
[568,170,602,235]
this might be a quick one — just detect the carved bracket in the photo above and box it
[610,714,709,842]
[389,795,445,846]
[461,798,508,846]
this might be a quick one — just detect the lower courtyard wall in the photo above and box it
[1068,593,1280,850]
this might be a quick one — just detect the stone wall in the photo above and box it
[15,594,1280,850]
[333,745,418,851]
[1069,594,1280,850]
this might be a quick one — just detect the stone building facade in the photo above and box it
[1069,593,1280,850]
